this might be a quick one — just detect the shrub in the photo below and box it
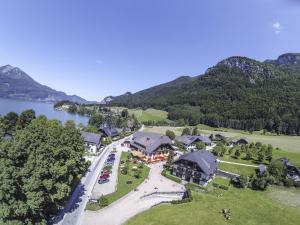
[99,195,109,208]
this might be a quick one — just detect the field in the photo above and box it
[127,187,300,225]
[110,107,168,123]
[129,108,168,122]
[144,125,300,153]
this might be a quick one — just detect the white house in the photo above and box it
[80,131,102,154]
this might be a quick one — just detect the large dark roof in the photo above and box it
[101,127,119,137]
[131,131,173,154]
[175,135,212,145]
[80,131,102,144]
[177,150,218,176]
[99,123,119,137]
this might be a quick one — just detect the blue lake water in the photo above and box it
[0,98,89,125]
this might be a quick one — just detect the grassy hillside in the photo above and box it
[110,107,168,123]
[127,187,300,225]
[129,108,168,122]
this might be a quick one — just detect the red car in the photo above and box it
[100,174,110,179]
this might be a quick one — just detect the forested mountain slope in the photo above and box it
[110,53,300,135]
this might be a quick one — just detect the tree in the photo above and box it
[121,109,129,118]
[196,141,205,150]
[0,115,89,224]
[181,127,191,136]
[16,109,36,129]
[2,112,19,133]
[268,160,285,178]
[257,151,265,162]
[88,113,103,128]
[192,127,199,135]
[239,174,249,188]
[234,149,241,158]
[166,130,175,140]
[265,145,273,163]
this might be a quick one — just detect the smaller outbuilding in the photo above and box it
[229,138,249,146]
[80,131,102,154]
[175,135,212,150]
[280,158,300,181]
[215,133,226,141]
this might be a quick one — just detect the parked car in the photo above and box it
[98,179,109,184]
[100,174,110,179]
[101,169,111,175]
[105,161,114,165]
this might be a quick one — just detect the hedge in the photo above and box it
[161,170,182,184]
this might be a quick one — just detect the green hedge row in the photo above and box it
[212,182,229,190]
[161,170,182,184]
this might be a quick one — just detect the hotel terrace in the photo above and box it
[130,132,174,163]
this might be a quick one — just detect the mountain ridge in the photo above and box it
[108,53,300,135]
[0,64,93,104]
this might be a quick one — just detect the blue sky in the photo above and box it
[0,0,299,101]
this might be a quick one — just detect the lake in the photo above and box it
[0,98,89,125]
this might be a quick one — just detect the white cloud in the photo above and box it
[272,22,281,34]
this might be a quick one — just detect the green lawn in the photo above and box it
[129,108,168,122]
[214,176,231,187]
[218,162,257,176]
[104,152,150,205]
[127,187,300,225]
[143,126,184,136]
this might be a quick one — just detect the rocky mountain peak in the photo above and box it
[206,56,274,81]
[267,53,300,66]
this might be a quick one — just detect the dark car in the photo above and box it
[106,160,114,165]
[98,179,109,184]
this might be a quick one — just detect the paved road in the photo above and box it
[82,162,185,225]
[52,137,129,225]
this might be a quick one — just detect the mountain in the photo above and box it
[265,53,300,66]
[0,65,91,104]
[109,53,300,135]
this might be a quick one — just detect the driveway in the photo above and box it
[82,162,185,225]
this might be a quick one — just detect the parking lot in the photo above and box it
[90,143,129,199]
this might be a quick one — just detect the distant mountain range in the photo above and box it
[108,53,300,135]
[0,65,92,104]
